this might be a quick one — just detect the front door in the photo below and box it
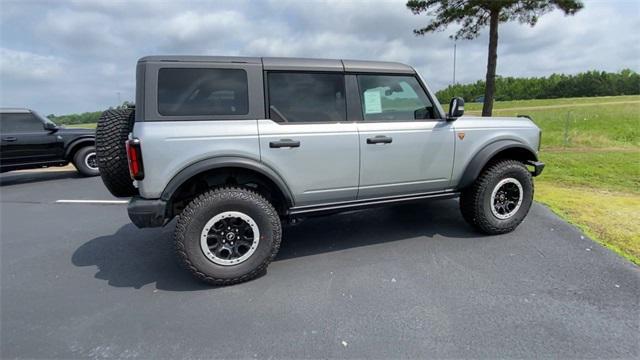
[355,74,455,199]
[0,112,63,167]
[258,71,359,206]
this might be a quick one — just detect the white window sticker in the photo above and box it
[363,90,382,114]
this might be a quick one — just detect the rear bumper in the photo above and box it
[128,197,167,228]
[527,160,545,176]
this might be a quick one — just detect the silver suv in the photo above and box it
[96,56,544,285]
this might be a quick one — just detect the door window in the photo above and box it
[0,113,44,133]
[357,75,436,121]
[267,72,346,123]
[157,68,249,116]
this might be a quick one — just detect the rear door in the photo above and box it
[258,71,359,206]
[354,74,455,199]
[0,112,63,167]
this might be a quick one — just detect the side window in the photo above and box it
[267,72,346,123]
[0,113,44,133]
[357,75,436,121]
[157,68,249,116]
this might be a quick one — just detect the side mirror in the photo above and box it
[447,97,465,120]
[43,121,58,132]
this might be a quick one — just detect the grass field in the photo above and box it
[64,95,640,264]
[65,123,97,129]
[468,95,640,264]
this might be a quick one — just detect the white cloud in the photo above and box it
[0,48,65,81]
[0,0,638,115]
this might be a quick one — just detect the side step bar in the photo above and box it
[288,190,459,216]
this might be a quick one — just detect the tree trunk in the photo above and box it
[482,10,499,117]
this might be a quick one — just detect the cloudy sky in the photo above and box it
[1,0,639,115]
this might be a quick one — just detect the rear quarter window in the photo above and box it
[157,68,249,116]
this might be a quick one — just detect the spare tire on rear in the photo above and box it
[96,108,138,197]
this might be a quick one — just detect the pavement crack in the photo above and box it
[534,246,546,258]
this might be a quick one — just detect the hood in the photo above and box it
[57,127,95,135]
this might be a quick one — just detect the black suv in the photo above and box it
[0,108,98,176]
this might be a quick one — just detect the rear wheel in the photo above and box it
[460,159,533,234]
[174,187,282,285]
[73,146,100,177]
[96,109,137,197]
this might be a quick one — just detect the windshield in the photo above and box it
[32,111,57,127]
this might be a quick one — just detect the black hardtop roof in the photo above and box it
[138,56,415,74]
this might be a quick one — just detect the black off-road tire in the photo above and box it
[460,159,534,235]
[73,146,100,177]
[175,187,282,286]
[96,109,137,197]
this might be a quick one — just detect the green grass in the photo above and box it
[538,150,640,193]
[465,94,640,110]
[471,95,640,264]
[467,95,640,148]
[64,123,96,129]
[536,184,640,264]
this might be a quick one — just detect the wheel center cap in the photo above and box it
[225,232,236,241]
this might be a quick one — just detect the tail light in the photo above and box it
[126,138,144,180]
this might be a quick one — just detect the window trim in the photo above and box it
[352,72,444,123]
[142,61,265,122]
[345,75,362,122]
[156,67,250,117]
[264,70,349,125]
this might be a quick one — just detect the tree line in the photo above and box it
[435,69,640,104]
[47,101,133,125]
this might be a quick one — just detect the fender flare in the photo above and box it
[64,136,95,159]
[160,156,295,207]
[457,140,538,190]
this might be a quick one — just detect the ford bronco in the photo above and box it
[1,108,98,176]
[96,56,544,285]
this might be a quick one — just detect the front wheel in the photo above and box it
[460,159,533,235]
[73,146,100,177]
[174,187,282,285]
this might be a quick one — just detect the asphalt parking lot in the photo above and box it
[1,169,638,359]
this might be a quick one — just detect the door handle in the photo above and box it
[269,139,300,148]
[2,136,17,142]
[366,135,392,144]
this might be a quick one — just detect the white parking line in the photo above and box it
[55,199,128,204]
